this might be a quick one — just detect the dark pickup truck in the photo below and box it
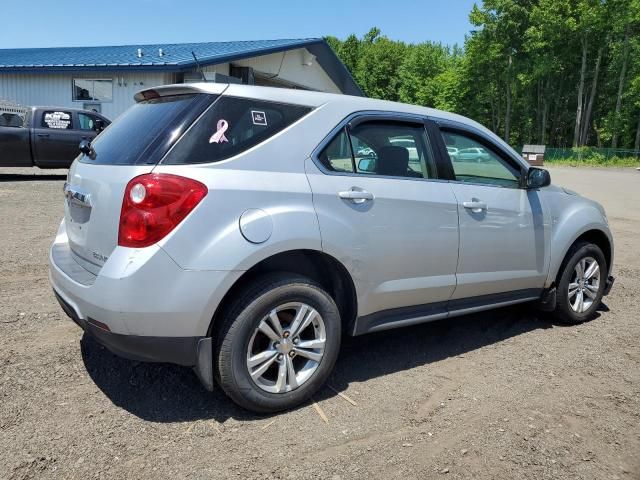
[0,106,110,168]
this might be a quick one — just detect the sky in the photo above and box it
[1,0,477,49]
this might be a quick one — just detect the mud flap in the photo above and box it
[194,337,214,391]
[536,287,557,312]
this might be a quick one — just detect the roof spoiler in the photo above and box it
[134,83,228,102]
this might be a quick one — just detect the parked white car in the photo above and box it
[457,147,491,162]
[446,146,460,160]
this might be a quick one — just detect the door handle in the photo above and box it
[338,189,374,204]
[36,133,50,138]
[462,200,487,213]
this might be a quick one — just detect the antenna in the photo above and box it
[191,51,206,81]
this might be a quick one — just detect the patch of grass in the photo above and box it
[544,156,640,167]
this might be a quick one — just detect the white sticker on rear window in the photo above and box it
[251,110,267,126]
[209,119,229,144]
[43,111,72,129]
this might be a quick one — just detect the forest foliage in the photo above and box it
[325,0,640,151]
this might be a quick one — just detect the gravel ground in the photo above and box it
[0,166,638,480]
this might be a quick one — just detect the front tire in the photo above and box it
[215,273,341,413]
[554,241,606,324]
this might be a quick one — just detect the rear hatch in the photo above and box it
[63,89,218,274]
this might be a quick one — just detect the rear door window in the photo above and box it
[80,94,214,165]
[162,97,311,164]
[319,119,436,179]
[318,128,354,173]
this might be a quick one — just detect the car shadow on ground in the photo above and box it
[80,303,577,424]
[0,173,66,182]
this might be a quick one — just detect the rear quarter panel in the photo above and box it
[151,106,343,271]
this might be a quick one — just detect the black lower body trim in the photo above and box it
[87,324,202,366]
[54,290,85,329]
[353,301,448,335]
[53,289,202,366]
[353,288,543,336]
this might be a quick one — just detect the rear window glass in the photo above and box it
[162,97,312,164]
[0,112,24,128]
[80,94,213,165]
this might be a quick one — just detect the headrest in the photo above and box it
[377,146,409,176]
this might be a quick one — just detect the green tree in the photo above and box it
[467,0,533,143]
[397,42,450,107]
[324,1,640,151]
[355,32,408,101]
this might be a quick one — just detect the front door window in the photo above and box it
[442,131,520,188]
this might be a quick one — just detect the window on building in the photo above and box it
[73,79,113,102]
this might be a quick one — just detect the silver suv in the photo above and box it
[50,84,614,412]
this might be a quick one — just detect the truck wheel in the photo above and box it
[215,272,341,413]
[554,241,606,324]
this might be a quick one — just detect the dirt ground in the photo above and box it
[0,166,638,480]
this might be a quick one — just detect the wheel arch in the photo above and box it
[552,228,613,285]
[207,249,358,338]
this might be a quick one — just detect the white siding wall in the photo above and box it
[198,49,340,93]
[201,63,230,75]
[233,48,340,93]
[0,47,341,120]
[0,71,174,120]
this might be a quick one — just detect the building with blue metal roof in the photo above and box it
[0,39,361,120]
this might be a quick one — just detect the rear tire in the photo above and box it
[554,241,606,324]
[214,272,341,413]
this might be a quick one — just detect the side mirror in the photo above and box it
[94,118,105,132]
[79,139,95,158]
[526,167,551,189]
[358,158,376,173]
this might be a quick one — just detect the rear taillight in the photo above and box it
[118,173,207,248]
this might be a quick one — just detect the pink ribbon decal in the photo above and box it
[209,119,229,144]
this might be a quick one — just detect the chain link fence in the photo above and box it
[544,147,640,161]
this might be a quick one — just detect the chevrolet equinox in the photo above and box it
[50,84,615,412]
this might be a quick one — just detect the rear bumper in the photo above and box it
[53,290,201,365]
[49,221,242,338]
[54,289,215,390]
[48,220,243,390]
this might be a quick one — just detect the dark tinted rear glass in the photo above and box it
[162,97,311,164]
[80,94,213,165]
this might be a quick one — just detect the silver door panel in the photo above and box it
[449,183,549,299]
[306,158,459,317]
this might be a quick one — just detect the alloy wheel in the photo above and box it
[246,302,326,394]
[568,256,601,313]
